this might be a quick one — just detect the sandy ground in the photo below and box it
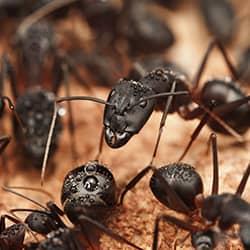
[0,0,249,249]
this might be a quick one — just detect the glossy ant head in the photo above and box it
[61,161,117,223]
[150,163,203,213]
[104,79,156,148]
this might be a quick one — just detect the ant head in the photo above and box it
[16,87,62,165]
[104,79,155,148]
[150,163,203,213]
[61,161,117,223]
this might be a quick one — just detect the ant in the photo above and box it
[102,38,250,164]
[3,163,143,250]
[119,132,250,249]
[1,16,88,166]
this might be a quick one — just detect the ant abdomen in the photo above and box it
[61,161,117,223]
[15,87,62,165]
[200,79,250,134]
[150,163,203,212]
[0,223,26,250]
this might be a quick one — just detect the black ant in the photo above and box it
[1,17,87,166]
[0,214,27,250]
[102,38,250,164]
[3,163,143,250]
[119,132,250,249]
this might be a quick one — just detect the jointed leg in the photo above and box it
[192,39,238,91]
[78,214,143,250]
[152,214,199,250]
[150,80,177,165]
[119,165,156,205]
[236,162,250,196]
[210,133,219,195]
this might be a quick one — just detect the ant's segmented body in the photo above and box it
[4,160,143,250]
[120,132,250,249]
[103,38,250,163]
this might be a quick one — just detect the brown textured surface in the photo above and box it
[0,1,249,250]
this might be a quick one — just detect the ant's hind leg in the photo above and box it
[192,39,238,91]
[152,214,199,250]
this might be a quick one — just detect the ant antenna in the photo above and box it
[40,96,113,185]
[2,186,48,210]
[4,185,54,200]
[130,91,189,109]
[17,0,78,38]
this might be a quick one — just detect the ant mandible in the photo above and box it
[103,38,250,164]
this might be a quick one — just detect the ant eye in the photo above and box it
[139,100,147,108]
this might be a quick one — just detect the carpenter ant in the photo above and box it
[199,0,236,44]
[4,163,143,250]
[103,38,250,164]
[1,18,85,166]
[120,133,250,249]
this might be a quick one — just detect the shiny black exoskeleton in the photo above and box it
[0,215,26,250]
[199,0,236,44]
[104,68,190,148]
[150,163,203,213]
[5,162,142,250]
[120,133,250,249]
[61,161,117,224]
[104,39,250,163]
[128,55,187,81]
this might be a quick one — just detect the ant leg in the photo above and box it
[78,214,143,250]
[235,162,250,196]
[192,39,238,91]
[152,214,199,250]
[150,80,177,165]
[119,165,156,205]
[94,128,104,161]
[178,112,210,162]
[0,135,10,155]
[61,63,78,163]
[1,54,18,99]
[210,133,219,195]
